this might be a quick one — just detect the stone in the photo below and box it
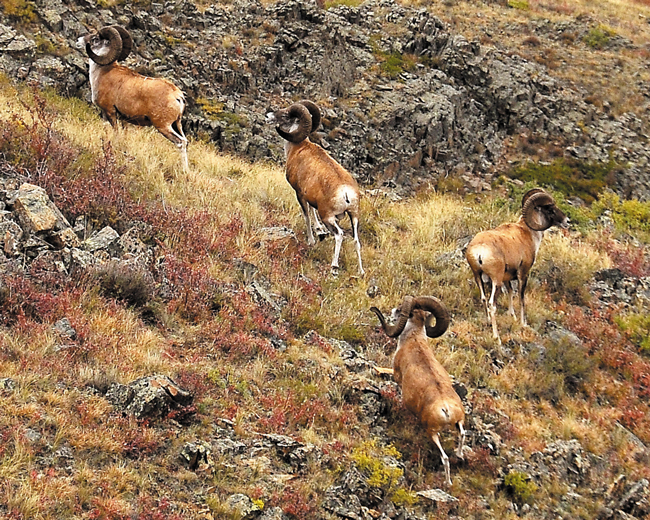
[417,488,459,503]
[83,226,119,252]
[50,227,81,249]
[180,441,212,470]
[106,375,192,419]
[0,218,22,256]
[258,507,289,520]
[0,24,36,56]
[69,248,98,272]
[11,183,70,233]
[0,378,16,391]
[53,318,77,340]
[257,226,296,241]
[225,494,262,519]
[25,428,42,443]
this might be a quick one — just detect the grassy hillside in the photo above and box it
[0,78,649,519]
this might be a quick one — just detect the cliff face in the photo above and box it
[1,0,649,199]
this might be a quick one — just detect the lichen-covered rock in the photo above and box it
[225,493,262,519]
[53,318,76,340]
[82,226,119,252]
[180,441,212,470]
[0,377,16,391]
[417,488,459,504]
[106,375,192,419]
[10,183,70,234]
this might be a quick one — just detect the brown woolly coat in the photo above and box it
[394,310,465,437]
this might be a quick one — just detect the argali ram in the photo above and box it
[268,100,364,275]
[78,25,189,170]
[371,296,465,486]
[465,188,569,344]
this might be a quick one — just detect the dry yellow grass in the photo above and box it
[1,77,649,519]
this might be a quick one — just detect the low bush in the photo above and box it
[509,158,621,204]
[91,261,155,308]
[503,471,537,505]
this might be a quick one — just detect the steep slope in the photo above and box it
[0,77,649,519]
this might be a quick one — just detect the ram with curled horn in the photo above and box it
[465,188,569,344]
[77,25,189,170]
[267,100,364,275]
[370,296,466,486]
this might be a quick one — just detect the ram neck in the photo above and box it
[88,60,103,104]
[516,217,544,257]
[284,139,311,160]
[395,320,426,356]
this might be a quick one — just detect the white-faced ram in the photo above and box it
[370,296,465,486]
[78,26,189,170]
[269,100,364,275]
[465,188,569,344]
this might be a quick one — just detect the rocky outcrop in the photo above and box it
[106,374,193,419]
[1,0,649,198]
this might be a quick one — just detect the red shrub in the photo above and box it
[272,486,318,519]
[599,237,650,278]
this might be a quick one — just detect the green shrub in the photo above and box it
[584,25,616,50]
[380,53,416,79]
[616,312,650,355]
[1,0,37,23]
[507,0,530,9]
[522,336,594,402]
[391,487,418,507]
[335,323,365,344]
[509,158,621,204]
[592,191,650,239]
[352,440,403,491]
[504,471,537,505]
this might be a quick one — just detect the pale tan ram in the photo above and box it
[466,188,569,344]
[78,26,189,170]
[268,100,364,275]
[371,296,465,486]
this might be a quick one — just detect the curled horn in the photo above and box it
[521,188,546,209]
[86,26,122,66]
[276,103,312,144]
[413,296,450,338]
[522,191,556,231]
[110,25,132,62]
[370,296,415,338]
[299,100,321,133]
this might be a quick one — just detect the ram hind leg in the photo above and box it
[322,215,345,272]
[473,272,489,319]
[518,275,529,327]
[159,121,189,172]
[504,281,516,318]
[432,433,452,487]
[488,280,502,344]
[455,421,466,459]
[349,211,364,276]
